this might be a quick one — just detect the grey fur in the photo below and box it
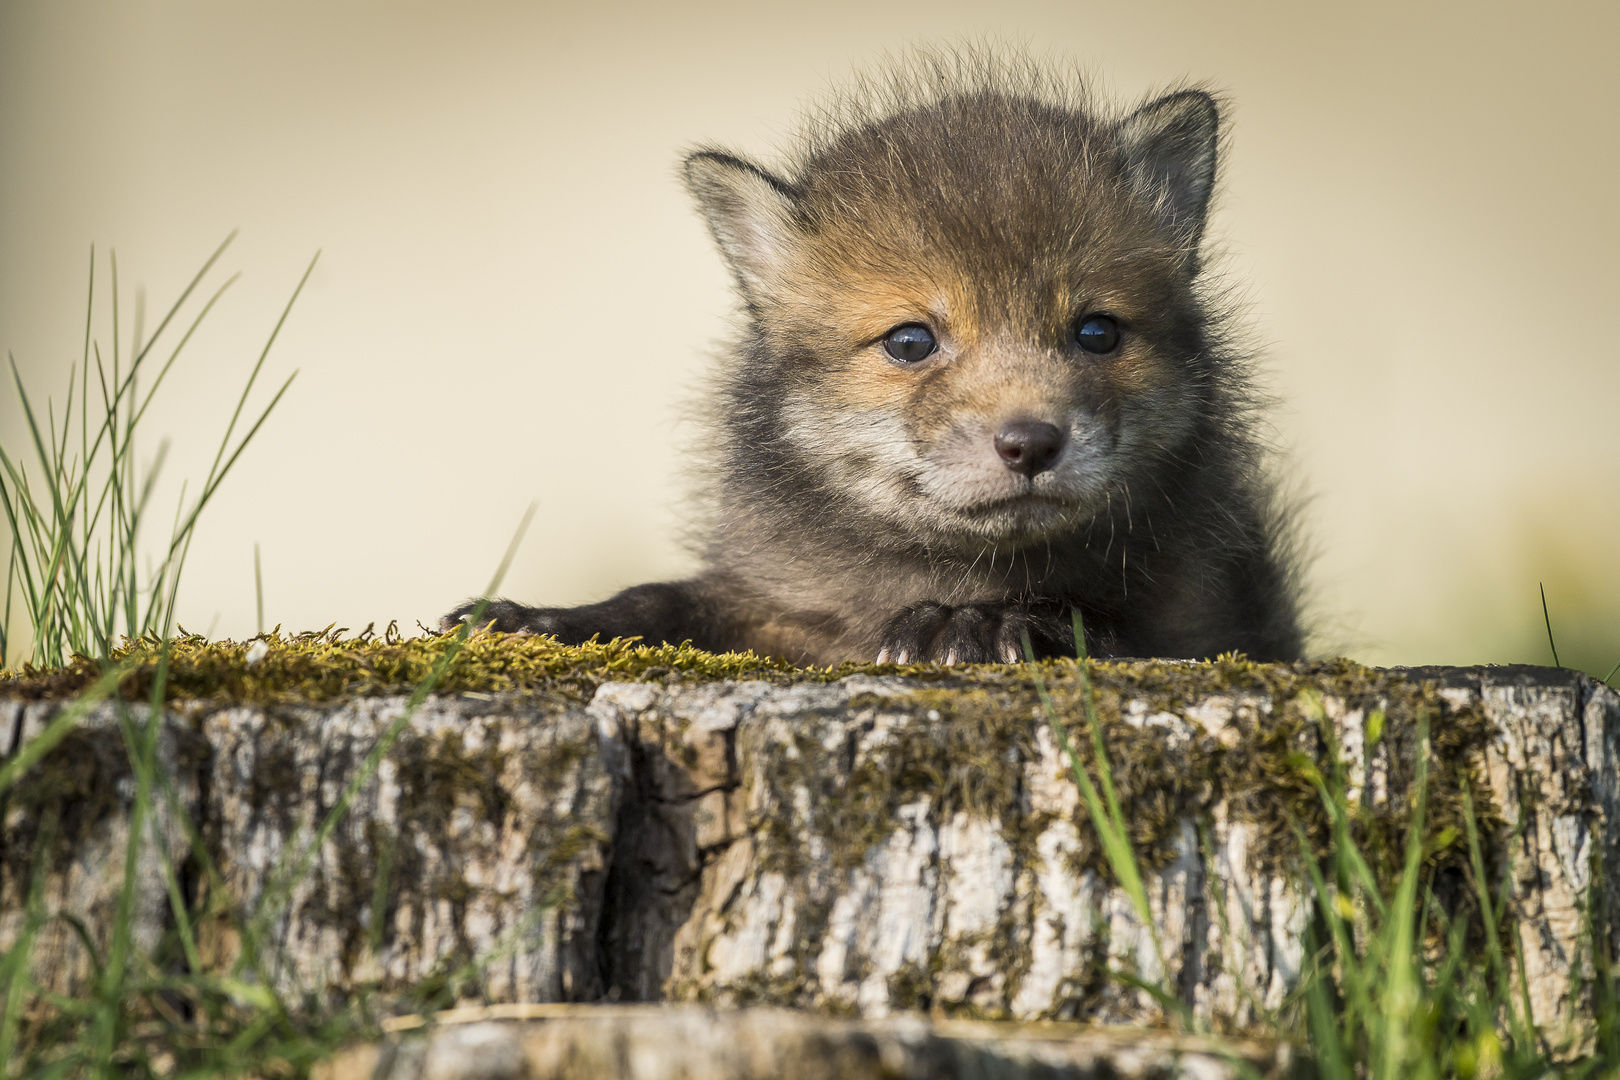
[447,54,1304,665]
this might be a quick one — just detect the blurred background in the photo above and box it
[2,0,1616,674]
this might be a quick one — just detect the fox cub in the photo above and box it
[447,63,1303,665]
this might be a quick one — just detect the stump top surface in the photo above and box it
[3,628,1591,707]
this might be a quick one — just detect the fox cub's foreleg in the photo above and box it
[441,580,726,651]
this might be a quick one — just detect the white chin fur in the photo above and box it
[782,399,1116,543]
[916,418,1113,513]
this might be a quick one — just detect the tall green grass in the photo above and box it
[1290,694,1540,1080]
[1028,613,1616,1077]
[0,535,532,1077]
[0,235,308,670]
[0,239,543,1074]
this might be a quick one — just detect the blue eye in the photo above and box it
[883,324,937,363]
[1074,314,1123,354]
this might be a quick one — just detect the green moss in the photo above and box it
[0,625,818,705]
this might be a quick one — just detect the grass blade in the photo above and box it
[2,237,299,667]
[254,542,264,636]
[1022,620,1164,986]
[0,805,61,1073]
[1375,709,1428,1079]
[0,661,133,798]
[198,252,318,498]
[1540,582,1560,669]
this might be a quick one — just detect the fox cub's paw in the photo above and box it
[440,599,564,637]
[874,600,1077,665]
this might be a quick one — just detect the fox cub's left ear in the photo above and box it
[1116,90,1220,247]
[684,150,801,305]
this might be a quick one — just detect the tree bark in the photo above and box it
[3,662,1615,1050]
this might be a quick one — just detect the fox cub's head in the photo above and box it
[688,85,1224,552]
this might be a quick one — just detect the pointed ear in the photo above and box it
[1116,90,1220,247]
[684,150,802,301]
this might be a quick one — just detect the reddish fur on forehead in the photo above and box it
[763,179,1193,422]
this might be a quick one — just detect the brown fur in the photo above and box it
[447,55,1304,665]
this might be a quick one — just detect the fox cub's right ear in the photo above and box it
[684,150,801,303]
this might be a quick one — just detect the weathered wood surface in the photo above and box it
[2,663,1616,1045]
[203,698,615,1002]
[605,666,1617,1042]
[312,1005,1304,1080]
[0,696,616,1006]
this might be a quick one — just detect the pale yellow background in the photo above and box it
[2,1,1616,673]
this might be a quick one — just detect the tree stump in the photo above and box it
[3,656,1615,1063]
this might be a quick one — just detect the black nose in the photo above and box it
[993,419,1065,478]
